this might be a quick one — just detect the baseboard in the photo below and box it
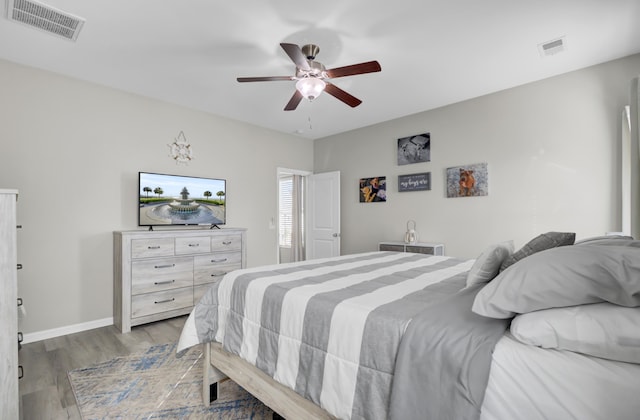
[22,317,114,344]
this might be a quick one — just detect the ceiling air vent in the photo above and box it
[5,0,85,41]
[538,36,566,57]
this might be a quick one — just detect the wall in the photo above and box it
[0,59,314,336]
[315,54,640,259]
[631,77,640,239]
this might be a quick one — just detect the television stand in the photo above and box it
[113,227,247,332]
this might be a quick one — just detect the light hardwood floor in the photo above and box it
[18,315,188,420]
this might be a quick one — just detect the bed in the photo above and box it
[177,233,640,420]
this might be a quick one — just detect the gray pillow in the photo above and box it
[472,245,640,319]
[466,241,514,287]
[499,231,575,272]
[575,235,638,247]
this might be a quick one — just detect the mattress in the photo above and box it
[481,333,640,420]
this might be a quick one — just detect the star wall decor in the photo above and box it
[168,131,193,164]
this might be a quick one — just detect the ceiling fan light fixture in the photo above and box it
[296,77,326,100]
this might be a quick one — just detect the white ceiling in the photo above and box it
[2,0,640,139]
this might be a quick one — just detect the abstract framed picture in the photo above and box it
[446,163,488,198]
[398,172,431,192]
[359,176,386,203]
[397,132,430,165]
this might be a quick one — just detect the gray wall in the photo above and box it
[0,59,314,336]
[315,54,640,258]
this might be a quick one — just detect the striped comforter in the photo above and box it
[177,251,475,419]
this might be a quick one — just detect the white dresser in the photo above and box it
[114,228,246,333]
[0,190,19,419]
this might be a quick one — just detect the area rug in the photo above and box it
[68,342,273,419]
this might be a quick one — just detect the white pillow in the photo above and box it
[465,241,514,287]
[510,303,640,364]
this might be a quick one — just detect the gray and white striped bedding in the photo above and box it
[177,251,496,419]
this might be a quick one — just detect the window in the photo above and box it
[279,176,293,247]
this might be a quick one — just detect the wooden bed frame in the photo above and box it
[202,342,336,419]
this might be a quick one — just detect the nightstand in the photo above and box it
[379,241,445,256]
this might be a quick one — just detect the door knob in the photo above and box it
[332,233,340,237]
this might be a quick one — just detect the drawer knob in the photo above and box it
[188,243,200,247]
[148,245,161,250]
[154,263,176,269]
[222,241,232,245]
[154,298,175,304]
[211,272,227,277]
[211,258,227,263]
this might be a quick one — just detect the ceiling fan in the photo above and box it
[237,43,381,111]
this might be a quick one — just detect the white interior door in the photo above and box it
[306,171,341,259]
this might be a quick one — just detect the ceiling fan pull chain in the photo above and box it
[308,116,313,130]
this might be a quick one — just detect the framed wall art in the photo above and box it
[359,176,386,202]
[398,172,431,192]
[446,163,488,198]
[397,132,430,165]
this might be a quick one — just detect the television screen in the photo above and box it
[138,172,226,226]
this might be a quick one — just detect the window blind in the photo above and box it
[279,176,293,247]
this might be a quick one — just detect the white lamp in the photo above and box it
[296,77,326,100]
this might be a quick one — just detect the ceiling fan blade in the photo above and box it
[284,90,304,111]
[280,43,311,71]
[324,83,362,108]
[325,61,381,79]
[237,76,294,82]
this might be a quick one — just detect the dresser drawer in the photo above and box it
[193,252,241,286]
[131,238,175,258]
[131,287,193,319]
[175,236,212,255]
[131,257,193,295]
[211,234,242,252]
[379,244,405,252]
[194,251,241,268]
[406,245,437,255]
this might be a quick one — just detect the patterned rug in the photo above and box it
[68,342,273,419]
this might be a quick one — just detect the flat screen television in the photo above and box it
[138,172,226,227]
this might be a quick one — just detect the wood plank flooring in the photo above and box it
[18,315,188,420]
